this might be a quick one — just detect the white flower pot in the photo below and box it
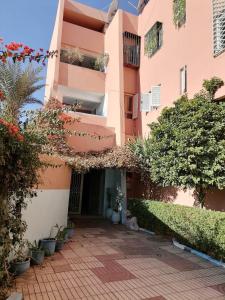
[112,211,120,224]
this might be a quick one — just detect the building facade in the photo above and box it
[24,0,225,240]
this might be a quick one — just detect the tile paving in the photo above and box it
[14,219,225,299]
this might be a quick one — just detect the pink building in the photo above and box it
[24,0,225,240]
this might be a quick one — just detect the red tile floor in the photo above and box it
[14,219,225,299]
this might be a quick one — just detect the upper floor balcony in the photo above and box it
[62,21,104,54]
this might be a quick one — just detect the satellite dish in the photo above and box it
[107,0,119,23]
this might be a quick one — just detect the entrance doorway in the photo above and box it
[69,169,105,216]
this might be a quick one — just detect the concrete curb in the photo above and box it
[172,239,225,268]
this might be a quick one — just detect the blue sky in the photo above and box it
[0,0,138,106]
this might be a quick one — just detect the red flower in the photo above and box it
[58,113,73,122]
[16,133,24,142]
[0,90,5,100]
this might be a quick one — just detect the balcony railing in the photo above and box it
[60,49,108,72]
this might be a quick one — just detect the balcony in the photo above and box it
[58,62,105,94]
[60,49,107,72]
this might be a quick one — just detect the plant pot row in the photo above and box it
[10,227,75,276]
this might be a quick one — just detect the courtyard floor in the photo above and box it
[15,219,225,299]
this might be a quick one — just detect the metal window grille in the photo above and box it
[123,32,141,68]
[213,0,225,55]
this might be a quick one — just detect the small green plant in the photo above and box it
[55,224,66,241]
[203,77,224,100]
[28,240,42,251]
[173,0,186,27]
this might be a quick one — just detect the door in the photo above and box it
[69,171,84,214]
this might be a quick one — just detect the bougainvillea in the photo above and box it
[0,39,58,298]
[0,40,57,65]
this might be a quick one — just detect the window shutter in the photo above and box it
[150,86,161,108]
[141,93,150,112]
[132,94,139,119]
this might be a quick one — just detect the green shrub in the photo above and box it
[128,199,225,260]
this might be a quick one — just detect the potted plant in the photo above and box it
[95,53,109,72]
[64,221,75,241]
[55,225,66,252]
[39,236,56,257]
[10,241,30,276]
[29,241,45,265]
[106,188,113,219]
[111,186,123,224]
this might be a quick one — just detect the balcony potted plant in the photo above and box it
[95,53,109,72]
[55,225,66,252]
[10,241,30,276]
[61,47,84,66]
[29,241,45,265]
[39,236,56,257]
[111,186,123,224]
[64,220,75,241]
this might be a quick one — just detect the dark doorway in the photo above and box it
[81,169,105,216]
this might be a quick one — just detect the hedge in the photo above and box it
[128,199,225,261]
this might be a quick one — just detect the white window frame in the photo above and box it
[180,66,187,95]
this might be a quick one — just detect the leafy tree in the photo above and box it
[132,79,225,208]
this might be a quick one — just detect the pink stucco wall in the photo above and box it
[105,10,125,146]
[138,0,225,136]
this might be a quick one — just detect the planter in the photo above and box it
[55,240,65,252]
[39,239,56,256]
[10,258,30,276]
[106,208,113,219]
[30,249,45,265]
[64,228,75,240]
[112,211,120,224]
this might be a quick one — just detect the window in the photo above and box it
[125,95,133,119]
[180,66,187,94]
[145,22,163,57]
[173,0,186,27]
[213,0,225,55]
[123,32,141,68]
